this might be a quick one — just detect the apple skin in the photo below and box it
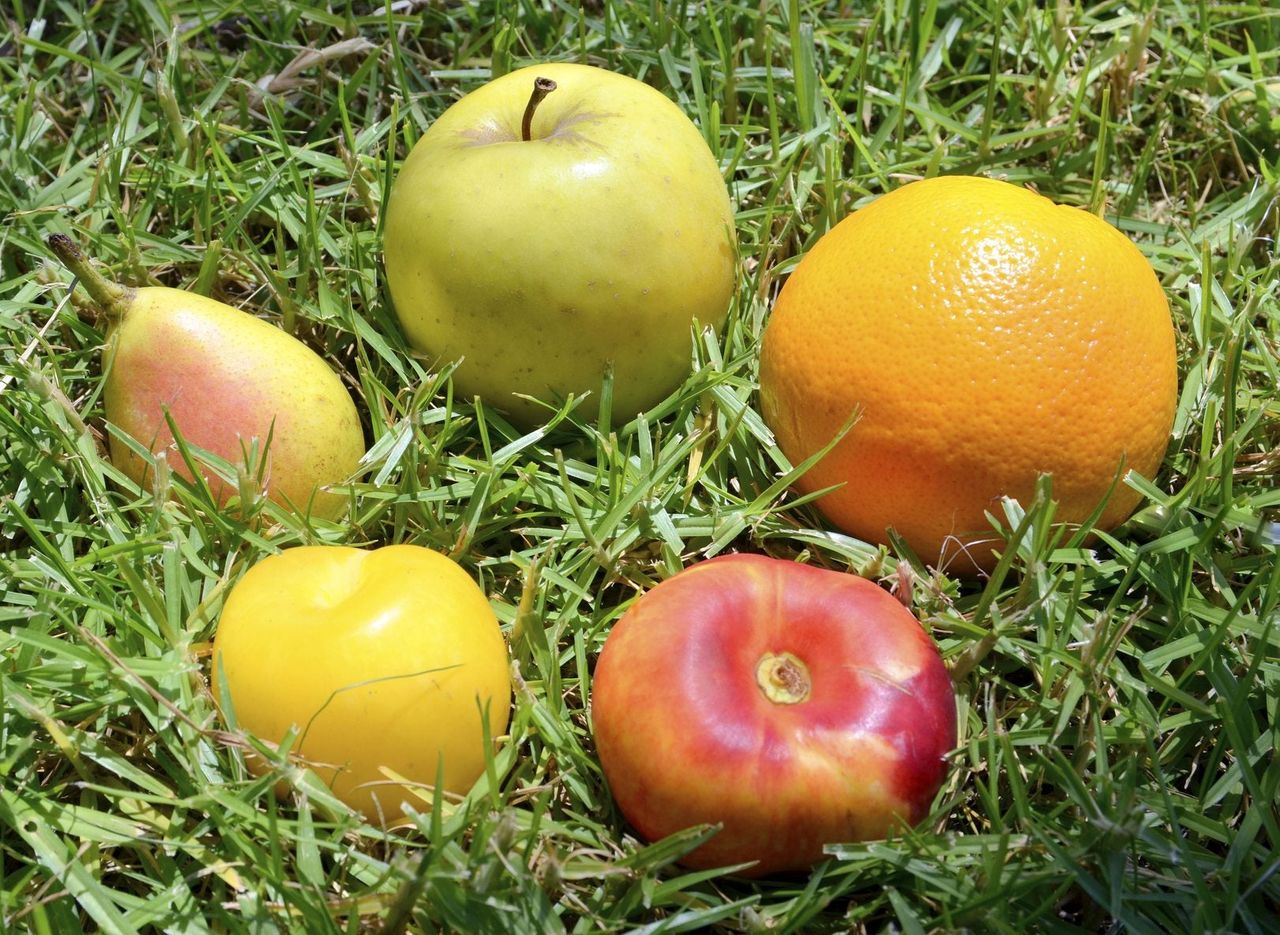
[590,553,956,876]
[211,545,511,821]
[383,62,737,426]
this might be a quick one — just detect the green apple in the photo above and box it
[383,62,737,426]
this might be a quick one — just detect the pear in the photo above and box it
[48,235,365,520]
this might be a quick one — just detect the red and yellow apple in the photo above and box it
[382,62,737,426]
[211,544,511,821]
[591,553,956,876]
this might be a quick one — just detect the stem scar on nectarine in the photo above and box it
[755,651,811,704]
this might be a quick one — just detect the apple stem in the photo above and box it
[521,76,557,142]
[46,234,134,320]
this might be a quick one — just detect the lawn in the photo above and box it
[1,1,1278,932]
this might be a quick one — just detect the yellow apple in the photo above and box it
[211,545,511,821]
[383,62,737,426]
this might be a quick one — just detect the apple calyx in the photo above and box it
[47,233,135,320]
[755,651,811,705]
[521,76,558,142]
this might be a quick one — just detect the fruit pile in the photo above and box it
[50,63,1177,876]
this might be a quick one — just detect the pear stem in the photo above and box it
[521,77,557,142]
[46,234,134,319]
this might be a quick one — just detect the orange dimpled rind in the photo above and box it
[759,175,1178,570]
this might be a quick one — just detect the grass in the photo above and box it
[1,0,1277,931]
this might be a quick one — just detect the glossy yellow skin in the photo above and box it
[383,62,737,426]
[104,287,365,520]
[211,545,512,820]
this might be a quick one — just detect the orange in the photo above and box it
[758,175,1178,572]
